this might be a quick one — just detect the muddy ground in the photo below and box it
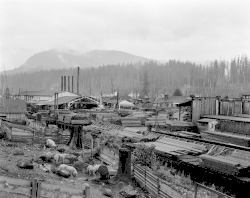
[0,139,148,198]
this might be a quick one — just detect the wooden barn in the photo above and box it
[0,98,27,121]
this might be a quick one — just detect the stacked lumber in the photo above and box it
[3,121,35,142]
[121,120,142,127]
[165,120,194,131]
[96,113,117,121]
[200,154,250,176]
[201,130,250,147]
[131,112,147,118]
[71,114,90,125]
[173,131,202,138]
[136,136,207,157]
[145,116,166,126]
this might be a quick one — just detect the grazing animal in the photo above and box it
[87,164,101,176]
[54,153,70,164]
[45,139,57,149]
[58,164,78,177]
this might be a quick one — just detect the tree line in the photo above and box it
[2,55,249,98]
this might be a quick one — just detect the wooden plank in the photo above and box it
[0,184,32,197]
[0,176,31,187]
[31,179,37,198]
[40,183,83,194]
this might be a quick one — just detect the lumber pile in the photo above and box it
[200,153,250,176]
[145,116,166,126]
[201,131,250,147]
[165,120,194,131]
[3,121,35,142]
[121,120,142,127]
[136,136,207,157]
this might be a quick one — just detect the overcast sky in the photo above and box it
[0,0,250,71]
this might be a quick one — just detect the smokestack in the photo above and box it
[72,76,74,93]
[64,76,66,91]
[61,76,63,91]
[68,76,70,92]
[77,67,80,94]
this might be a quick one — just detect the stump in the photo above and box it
[115,148,131,181]
[68,126,82,149]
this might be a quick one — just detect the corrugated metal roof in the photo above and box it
[37,96,81,106]
[0,98,27,114]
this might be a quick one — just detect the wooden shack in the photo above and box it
[0,98,27,121]
[197,118,218,132]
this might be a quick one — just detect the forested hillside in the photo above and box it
[2,55,249,98]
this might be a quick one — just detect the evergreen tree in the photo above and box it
[173,88,183,96]
[141,68,149,96]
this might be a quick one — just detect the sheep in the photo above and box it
[45,139,57,149]
[58,164,78,177]
[54,153,70,164]
[87,164,101,176]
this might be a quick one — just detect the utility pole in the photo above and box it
[116,90,119,109]
[155,103,158,132]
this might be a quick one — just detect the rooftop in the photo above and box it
[0,98,27,114]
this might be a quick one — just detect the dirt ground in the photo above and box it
[0,139,147,198]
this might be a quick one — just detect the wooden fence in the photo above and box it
[133,164,184,198]
[0,176,90,198]
[194,182,234,198]
[192,97,250,122]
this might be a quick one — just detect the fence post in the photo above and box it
[36,181,41,198]
[91,136,93,158]
[31,179,37,198]
[85,186,90,198]
[194,182,198,198]
[157,177,160,198]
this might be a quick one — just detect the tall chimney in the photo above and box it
[77,67,80,94]
[68,76,70,92]
[64,76,66,91]
[61,76,63,91]
[72,76,74,93]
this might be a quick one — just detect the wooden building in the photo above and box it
[0,98,27,121]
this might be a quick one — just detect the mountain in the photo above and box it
[5,49,158,74]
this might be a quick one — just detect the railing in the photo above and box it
[133,164,184,198]
[0,176,90,198]
[194,182,234,198]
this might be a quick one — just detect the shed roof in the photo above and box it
[202,115,250,123]
[119,100,135,107]
[34,96,81,106]
[0,98,27,114]
[197,118,218,123]
[164,96,191,104]
[15,90,55,96]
